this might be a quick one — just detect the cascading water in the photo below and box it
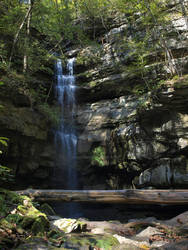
[53,58,81,217]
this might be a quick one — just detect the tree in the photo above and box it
[23,0,33,72]
[9,0,34,68]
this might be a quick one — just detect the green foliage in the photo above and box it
[91,146,106,167]
[0,137,14,185]
[0,166,14,184]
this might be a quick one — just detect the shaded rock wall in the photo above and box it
[0,95,55,188]
[76,83,188,189]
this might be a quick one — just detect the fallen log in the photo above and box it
[15,189,188,205]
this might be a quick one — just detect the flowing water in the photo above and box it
[53,58,81,217]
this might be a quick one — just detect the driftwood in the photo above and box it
[15,189,188,205]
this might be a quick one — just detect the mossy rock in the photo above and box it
[20,216,35,229]
[31,215,49,235]
[0,189,49,232]
[63,233,119,250]
[0,218,15,230]
[17,201,47,219]
[17,205,27,215]
[14,237,49,250]
[40,203,55,216]
[0,189,52,249]
[48,229,65,239]
[47,229,66,247]
[6,214,23,224]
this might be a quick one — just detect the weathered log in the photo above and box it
[15,189,188,205]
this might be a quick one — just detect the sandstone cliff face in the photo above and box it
[73,3,188,189]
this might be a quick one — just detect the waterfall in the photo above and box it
[53,58,81,217]
[55,58,78,190]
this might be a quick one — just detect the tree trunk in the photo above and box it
[9,3,33,66]
[23,0,32,73]
[15,189,188,205]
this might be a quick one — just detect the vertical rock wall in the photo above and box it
[73,7,188,189]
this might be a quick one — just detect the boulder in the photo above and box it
[50,218,87,234]
[113,234,150,248]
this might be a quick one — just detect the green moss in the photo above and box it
[17,205,27,215]
[20,217,35,229]
[31,215,49,235]
[64,234,119,250]
[95,235,119,249]
[0,189,50,238]
[89,81,98,87]
[0,218,15,230]
[47,229,66,246]
[6,214,23,224]
[47,229,64,239]
[39,203,55,216]
[21,195,31,201]
[17,201,47,219]
[91,146,106,167]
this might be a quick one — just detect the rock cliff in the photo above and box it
[73,2,188,189]
[0,74,56,188]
